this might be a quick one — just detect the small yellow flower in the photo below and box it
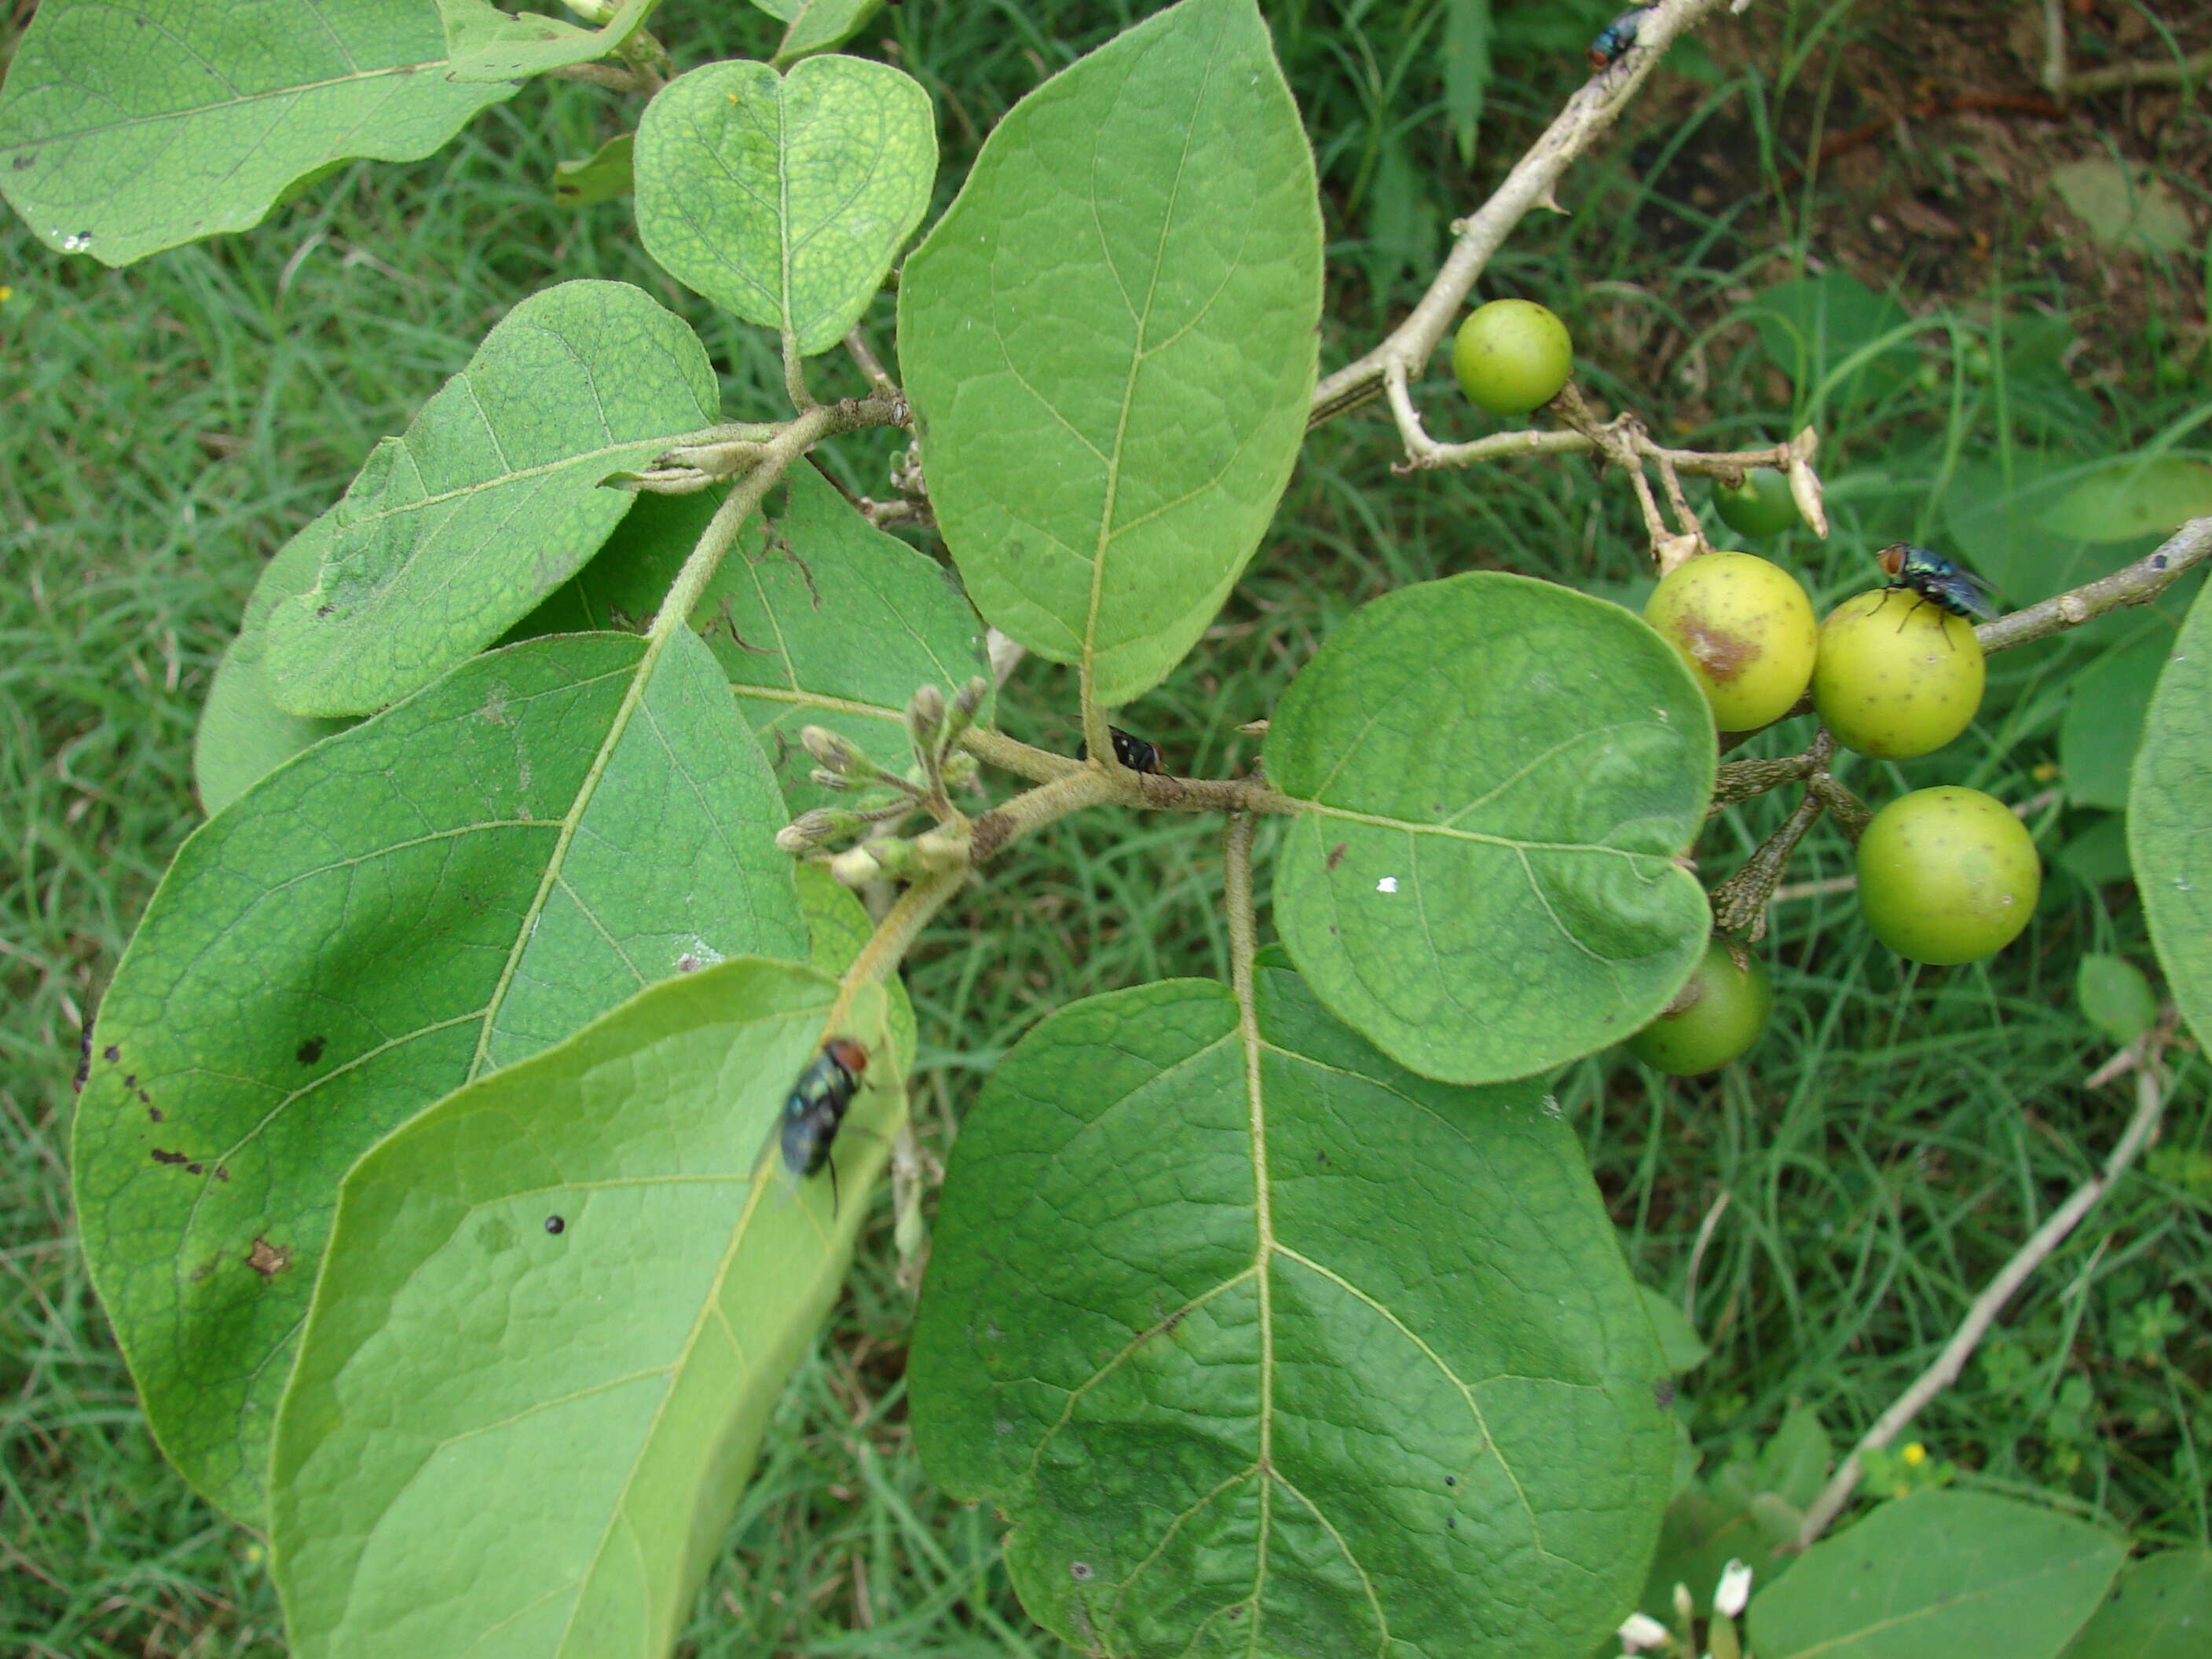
[0,284,14,304]
[1902,1442,1927,1467]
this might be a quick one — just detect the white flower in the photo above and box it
[1618,1611,1672,1654]
[1714,1558,1754,1618]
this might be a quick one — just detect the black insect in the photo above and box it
[544,1215,566,1236]
[1588,6,1649,71]
[1078,726,1167,775]
[1875,541,1998,627]
[779,1038,870,1214]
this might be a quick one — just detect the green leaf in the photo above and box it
[897,0,1324,708]
[634,56,935,355]
[2044,458,2212,544]
[2077,954,2158,1047]
[767,0,889,62]
[2132,573,2212,1053]
[1443,0,1492,165]
[713,467,989,806]
[263,280,719,717]
[1268,572,1714,1085]
[2060,635,2169,811]
[194,511,357,816]
[2060,1547,2212,1659]
[1643,1482,1801,1622]
[1748,1492,2125,1659]
[553,130,635,207]
[75,628,804,1519]
[436,0,660,82]
[1757,1404,1832,1512]
[271,961,896,1659]
[2050,160,2196,255]
[910,964,1672,1658]
[0,0,513,267]
[1640,1284,1709,1374]
[517,470,989,808]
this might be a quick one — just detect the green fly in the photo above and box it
[1875,542,1998,628]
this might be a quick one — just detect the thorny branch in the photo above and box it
[1310,0,1749,427]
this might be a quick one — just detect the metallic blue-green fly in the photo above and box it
[1588,7,1649,71]
[1875,542,1998,626]
[777,1037,870,1214]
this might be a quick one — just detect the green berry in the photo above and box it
[1452,299,1573,416]
[1813,589,1984,760]
[1624,939,1771,1075]
[1643,551,1818,732]
[1856,787,2040,965]
[1712,468,1800,539]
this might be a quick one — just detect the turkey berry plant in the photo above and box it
[6,1,2212,1657]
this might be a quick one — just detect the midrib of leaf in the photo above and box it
[777,84,797,336]
[6,58,458,147]
[1236,931,1277,1656]
[465,629,690,1079]
[339,432,677,533]
[1076,30,1220,713]
[1298,800,1662,861]
[733,684,903,721]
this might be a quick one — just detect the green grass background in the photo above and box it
[3,1,2210,1653]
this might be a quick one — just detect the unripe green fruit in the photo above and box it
[1452,299,1573,416]
[1856,787,2040,965]
[1624,939,1771,1075]
[1712,468,1800,538]
[1643,551,1818,731]
[1813,590,1984,760]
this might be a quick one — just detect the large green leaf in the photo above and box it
[75,628,804,1520]
[0,0,511,266]
[2132,564,2212,1053]
[272,962,897,1659]
[1748,1492,2125,1659]
[1268,573,1714,1085]
[635,56,935,355]
[263,280,719,717]
[518,470,988,807]
[2061,1547,2212,1659]
[910,961,1672,1658]
[897,0,1323,708]
[194,511,357,816]
[436,0,660,82]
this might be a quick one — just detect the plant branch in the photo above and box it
[1792,1041,2174,1550]
[546,61,658,94]
[1309,0,1740,427]
[821,862,969,1041]
[1223,813,1260,1010]
[1388,377,1827,566]
[650,406,838,640]
[844,327,896,395]
[1976,515,2212,654]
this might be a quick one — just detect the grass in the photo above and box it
[4,0,2210,1653]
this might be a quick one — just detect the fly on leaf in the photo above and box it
[777,1037,870,1215]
